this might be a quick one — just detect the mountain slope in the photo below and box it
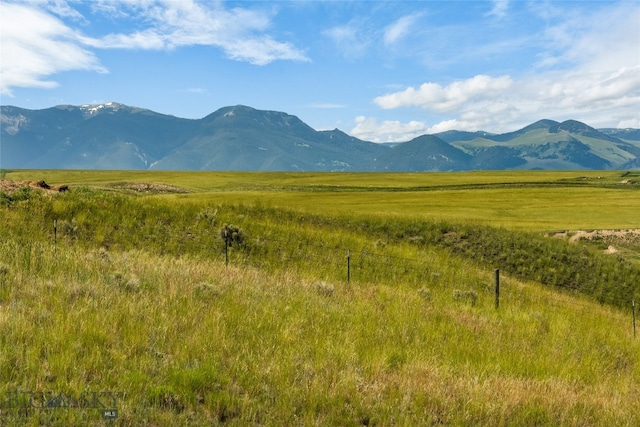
[1,103,195,169]
[452,119,636,170]
[151,105,387,171]
[486,119,561,142]
[375,134,472,171]
[1,103,638,171]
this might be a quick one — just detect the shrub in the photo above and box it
[0,187,31,206]
[220,224,244,247]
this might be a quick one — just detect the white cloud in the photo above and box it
[82,0,309,65]
[350,116,430,143]
[618,118,640,129]
[524,67,640,128]
[383,14,421,46]
[526,1,640,128]
[364,62,639,140]
[427,103,519,133]
[535,1,639,74]
[365,2,640,139]
[0,2,106,95]
[40,0,86,20]
[361,62,639,141]
[0,0,308,95]
[350,101,520,142]
[568,66,640,107]
[374,75,513,112]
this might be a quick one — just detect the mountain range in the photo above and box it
[1,102,639,171]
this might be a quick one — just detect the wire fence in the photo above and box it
[227,235,438,285]
[220,232,637,336]
[4,212,636,338]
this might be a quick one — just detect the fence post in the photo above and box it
[53,219,57,253]
[495,268,500,309]
[224,230,229,267]
[347,250,351,283]
[633,300,636,338]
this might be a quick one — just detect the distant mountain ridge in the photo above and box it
[1,102,639,171]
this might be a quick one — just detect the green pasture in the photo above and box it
[3,169,628,191]
[3,169,639,230]
[166,186,636,231]
[1,169,639,425]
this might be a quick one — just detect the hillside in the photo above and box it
[1,103,639,171]
[1,172,638,425]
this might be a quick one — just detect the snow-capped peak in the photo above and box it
[80,102,123,116]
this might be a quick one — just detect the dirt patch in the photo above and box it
[566,229,640,244]
[0,179,68,194]
[548,229,640,255]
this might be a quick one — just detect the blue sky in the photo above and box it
[1,0,639,142]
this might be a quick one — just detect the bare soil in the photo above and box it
[0,179,68,193]
[0,179,189,194]
[548,229,640,254]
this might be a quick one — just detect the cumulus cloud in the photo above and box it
[0,2,106,95]
[362,63,639,140]
[374,75,513,112]
[525,67,640,129]
[618,118,640,128]
[350,116,430,143]
[532,2,639,128]
[361,63,639,141]
[0,0,308,95]
[364,1,639,140]
[350,101,520,142]
[427,104,520,133]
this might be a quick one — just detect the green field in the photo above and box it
[1,170,639,426]
[5,169,640,230]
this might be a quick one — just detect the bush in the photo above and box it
[0,187,31,206]
[220,224,244,247]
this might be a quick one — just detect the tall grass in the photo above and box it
[0,236,638,425]
[1,174,639,425]
[2,187,639,307]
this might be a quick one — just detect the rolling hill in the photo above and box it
[1,103,638,171]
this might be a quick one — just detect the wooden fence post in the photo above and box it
[347,250,351,283]
[633,300,636,338]
[224,230,229,267]
[495,268,500,309]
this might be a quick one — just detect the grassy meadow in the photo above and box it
[1,169,639,426]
